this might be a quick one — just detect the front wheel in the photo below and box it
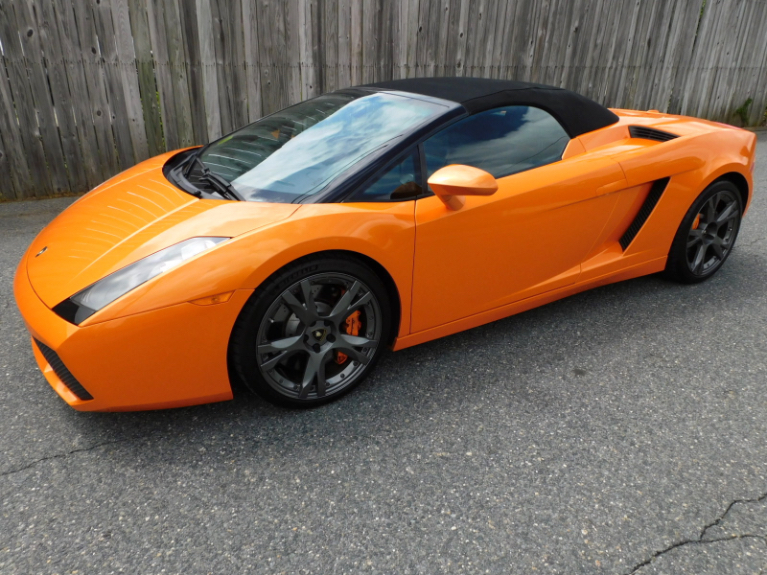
[229,255,392,407]
[665,180,742,284]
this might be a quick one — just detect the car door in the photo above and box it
[411,105,626,333]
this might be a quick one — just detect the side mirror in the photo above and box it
[427,165,498,210]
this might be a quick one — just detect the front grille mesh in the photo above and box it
[34,339,93,401]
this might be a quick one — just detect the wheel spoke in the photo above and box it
[339,334,377,348]
[711,237,725,259]
[329,282,373,321]
[258,335,304,370]
[690,242,707,274]
[282,290,311,324]
[333,339,373,365]
[703,194,718,223]
[258,335,303,354]
[298,351,328,399]
[715,201,738,225]
[300,279,317,316]
[330,281,361,318]
[687,229,704,248]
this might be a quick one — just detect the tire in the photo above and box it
[665,180,743,284]
[229,254,392,407]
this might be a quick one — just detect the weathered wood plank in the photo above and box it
[92,0,139,169]
[257,0,290,114]
[196,0,222,140]
[285,0,302,102]
[160,0,195,146]
[112,0,149,160]
[55,2,102,187]
[241,0,263,122]
[0,0,49,197]
[146,0,179,149]
[177,0,208,143]
[349,0,363,84]
[337,0,352,87]
[70,0,120,178]
[34,0,89,193]
[14,0,70,193]
[322,0,339,90]
[0,41,32,199]
[128,0,164,156]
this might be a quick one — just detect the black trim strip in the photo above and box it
[619,177,671,251]
[34,339,94,401]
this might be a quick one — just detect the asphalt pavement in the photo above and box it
[1,132,766,574]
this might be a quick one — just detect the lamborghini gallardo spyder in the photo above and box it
[15,77,756,410]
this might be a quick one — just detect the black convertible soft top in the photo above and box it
[363,77,619,138]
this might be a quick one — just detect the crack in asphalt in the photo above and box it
[0,438,130,479]
[625,491,767,574]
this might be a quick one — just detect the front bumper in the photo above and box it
[14,257,252,411]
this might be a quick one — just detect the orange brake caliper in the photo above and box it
[336,310,361,364]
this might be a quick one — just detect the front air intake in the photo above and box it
[34,339,93,401]
[628,126,679,142]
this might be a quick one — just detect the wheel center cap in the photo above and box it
[312,328,327,343]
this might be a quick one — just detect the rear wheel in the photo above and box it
[665,180,742,283]
[229,255,391,407]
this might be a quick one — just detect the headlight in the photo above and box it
[54,237,229,324]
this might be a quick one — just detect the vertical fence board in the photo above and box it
[92,0,139,169]
[195,0,221,140]
[146,0,179,148]
[0,43,31,199]
[128,0,164,156]
[176,0,207,144]
[112,0,149,160]
[35,0,88,193]
[241,0,263,122]
[161,0,194,146]
[257,0,289,115]
[285,0,302,103]
[337,0,351,86]
[349,0,362,84]
[15,0,70,193]
[322,0,339,91]
[71,0,120,178]
[56,0,106,188]
[0,2,35,198]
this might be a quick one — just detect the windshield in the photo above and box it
[198,91,449,202]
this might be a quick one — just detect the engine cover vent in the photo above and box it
[629,125,679,142]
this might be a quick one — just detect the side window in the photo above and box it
[423,106,569,180]
[351,148,422,201]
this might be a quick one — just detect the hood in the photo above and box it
[26,154,300,308]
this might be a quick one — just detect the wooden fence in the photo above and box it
[1,0,766,201]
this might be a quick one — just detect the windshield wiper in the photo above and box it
[184,144,209,178]
[184,152,243,201]
[199,170,243,201]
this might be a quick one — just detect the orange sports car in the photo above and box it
[15,78,756,411]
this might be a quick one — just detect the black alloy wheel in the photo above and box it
[666,180,743,283]
[229,255,392,407]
